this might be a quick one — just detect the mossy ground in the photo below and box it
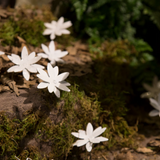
[0,6,158,160]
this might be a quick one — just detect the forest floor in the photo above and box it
[0,6,160,160]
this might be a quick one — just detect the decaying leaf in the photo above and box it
[0,85,10,92]
[16,79,37,89]
[148,139,160,148]
[0,75,19,96]
[0,9,12,18]
[136,147,153,154]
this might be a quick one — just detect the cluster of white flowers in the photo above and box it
[141,76,160,117]
[6,17,72,98]
[1,17,109,157]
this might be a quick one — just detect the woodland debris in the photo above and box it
[0,75,19,96]
[136,147,153,154]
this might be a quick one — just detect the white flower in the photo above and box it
[149,93,160,117]
[141,76,160,99]
[71,122,108,152]
[37,63,70,98]
[7,46,44,81]
[38,41,68,65]
[0,51,4,55]
[43,17,72,40]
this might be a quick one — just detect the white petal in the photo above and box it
[7,65,22,72]
[48,84,60,98]
[149,98,160,110]
[37,82,49,89]
[61,29,70,34]
[32,64,45,70]
[47,61,55,79]
[73,139,88,147]
[60,81,71,86]
[29,56,41,64]
[49,41,55,52]
[43,29,53,35]
[23,69,30,81]
[78,130,87,139]
[26,65,37,73]
[93,136,108,142]
[71,132,79,138]
[86,142,92,152]
[57,72,69,81]
[149,109,159,117]
[28,52,35,60]
[57,17,64,26]
[9,54,21,64]
[44,22,54,29]
[55,50,68,58]
[63,21,72,28]
[55,83,70,92]
[50,33,56,40]
[86,123,93,136]
[48,83,55,93]
[92,127,106,138]
[21,46,29,60]
[54,87,60,98]
[51,65,59,77]
[37,53,48,59]
[42,44,50,55]
[37,68,50,82]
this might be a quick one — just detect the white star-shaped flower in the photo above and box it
[71,123,108,152]
[38,41,68,65]
[149,93,160,117]
[43,17,72,40]
[141,76,160,99]
[7,46,44,81]
[37,63,70,98]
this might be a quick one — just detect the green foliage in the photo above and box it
[142,0,160,29]
[67,0,143,43]
[0,17,47,46]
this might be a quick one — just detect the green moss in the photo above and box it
[0,17,47,47]
[36,84,101,159]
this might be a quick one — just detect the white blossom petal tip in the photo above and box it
[71,123,108,152]
[7,46,44,80]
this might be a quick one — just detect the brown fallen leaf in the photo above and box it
[0,54,10,61]
[115,151,134,160]
[0,85,10,92]
[148,139,160,148]
[136,147,153,154]
[16,36,26,44]
[0,75,19,96]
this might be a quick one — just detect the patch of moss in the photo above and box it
[0,17,47,47]
[36,84,101,159]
